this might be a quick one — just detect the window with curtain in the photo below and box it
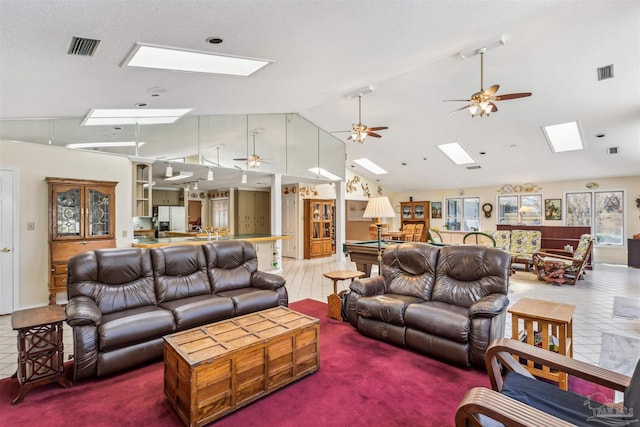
[497,194,542,225]
[445,197,480,231]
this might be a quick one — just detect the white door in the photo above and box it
[0,169,16,314]
[281,195,296,258]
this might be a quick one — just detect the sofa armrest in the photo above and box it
[349,275,386,297]
[468,294,509,318]
[251,270,286,290]
[65,296,102,327]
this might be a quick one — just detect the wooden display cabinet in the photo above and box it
[400,201,430,242]
[132,162,152,217]
[304,199,334,259]
[47,178,117,305]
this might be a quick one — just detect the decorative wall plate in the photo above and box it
[523,183,534,192]
[199,192,206,199]
[585,182,599,189]
[501,184,513,193]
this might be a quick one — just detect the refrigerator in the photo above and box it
[157,206,186,232]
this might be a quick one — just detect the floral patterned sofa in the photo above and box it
[488,230,542,273]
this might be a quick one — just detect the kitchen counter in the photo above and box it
[131,234,291,248]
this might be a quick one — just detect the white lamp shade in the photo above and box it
[363,196,396,220]
[165,164,173,177]
[241,172,247,184]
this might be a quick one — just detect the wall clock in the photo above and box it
[482,203,493,218]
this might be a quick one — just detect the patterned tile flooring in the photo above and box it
[1,257,639,379]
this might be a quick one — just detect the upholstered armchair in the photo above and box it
[455,338,639,427]
[509,230,541,272]
[488,230,511,252]
[533,234,593,285]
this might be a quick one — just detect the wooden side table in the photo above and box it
[11,305,71,404]
[508,297,576,390]
[323,270,366,321]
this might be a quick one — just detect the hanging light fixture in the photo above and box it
[241,172,247,184]
[193,181,199,190]
[165,163,173,177]
[207,168,214,181]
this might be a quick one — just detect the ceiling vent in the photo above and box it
[597,64,614,81]
[466,165,482,170]
[68,36,101,56]
[607,146,619,155]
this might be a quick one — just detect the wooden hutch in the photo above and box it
[304,199,335,258]
[47,178,117,304]
[400,201,430,242]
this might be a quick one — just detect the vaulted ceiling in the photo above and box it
[1,1,638,192]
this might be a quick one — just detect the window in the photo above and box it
[445,197,480,231]
[565,190,624,246]
[497,194,542,225]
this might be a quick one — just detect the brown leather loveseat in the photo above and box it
[345,242,510,368]
[65,240,287,380]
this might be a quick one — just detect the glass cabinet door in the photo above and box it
[87,188,112,237]
[53,186,82,238]
[322,203,331,220]
[312,222,321,239]
[402,205,412,219]
[413,203,425,219]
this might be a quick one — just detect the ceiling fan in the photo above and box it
[444,48,532,117]
[233,131,268,168]
[335,95,388,143]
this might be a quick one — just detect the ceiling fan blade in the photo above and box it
[493,92,532,101]
[448,104,473,114]
[483,84,499,97]
[233,158,249,161]
[443,99,472,102]
[487,102,498,113]
[366,132,382,138]
[331,130,351,133]
[366,126,388,131]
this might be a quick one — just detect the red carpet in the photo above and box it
[0,299,613,426]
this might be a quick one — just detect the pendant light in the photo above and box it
[241,172,247,184]
[165,163,173,177]
[207,168,214,181]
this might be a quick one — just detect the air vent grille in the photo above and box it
[597,64,614,81]
[68,36,101,56]
[607,147,619,155]
[466,165,482,170]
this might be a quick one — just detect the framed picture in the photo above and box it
[347,200,370,222]
[431,202,442,219]
[545,199,562,220]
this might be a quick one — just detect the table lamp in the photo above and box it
[363,196,396,275]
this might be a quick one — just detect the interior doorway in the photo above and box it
[188,200,202,231]
[0,169,16,314]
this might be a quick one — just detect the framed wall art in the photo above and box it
[431,201,442,219]
[545,199,562,221]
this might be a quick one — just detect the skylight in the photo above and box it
[542,121,585,152]
[436,142,476,165]
[308,167,341,181]
[122,43,272,77]
[82,108,192,126]
[66,141,146,149]
[353,158,387,175]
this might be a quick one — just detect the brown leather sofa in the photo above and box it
[65,240,287,380]
[345,242,510,368]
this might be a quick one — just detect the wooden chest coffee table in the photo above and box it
[163,306,320,427]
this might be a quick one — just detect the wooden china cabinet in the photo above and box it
[47,178,117,305]
[304,199,335,259]
[400,201,430,242]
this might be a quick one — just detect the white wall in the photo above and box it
[391,175,640,265]
[0,141,134,308]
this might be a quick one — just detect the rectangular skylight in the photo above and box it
[542,121,584,152]
[309,167,341,181]
[437,142,476,165]
[82,108,192,126]
[353,158,387,175]
[66,141,146,149]
[122,43,272,76]
[164,171,193,181]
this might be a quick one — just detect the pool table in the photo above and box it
[343,239,408,277]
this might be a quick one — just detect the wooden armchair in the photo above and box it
[532,234,593,286]
[456,338,639,427]
[463,232,496,247]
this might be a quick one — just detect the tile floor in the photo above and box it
[1,257,639,380]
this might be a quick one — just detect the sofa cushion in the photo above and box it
[159,294,235,330]
[381,242,439,299]
[404,301,470,343]
[67,248,156,315]
[151,245,210,303]
[99,306,175,351]
[432,246,510,308]
[357,294,424,326]
[203,241,258,292]
[216,288,280,316]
